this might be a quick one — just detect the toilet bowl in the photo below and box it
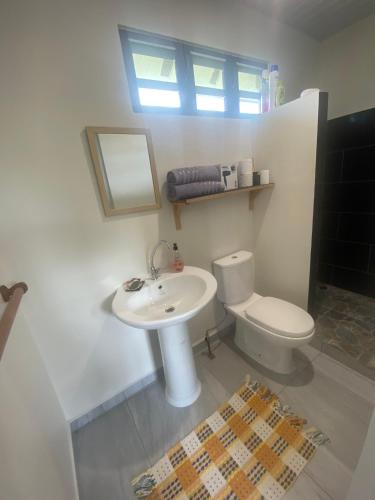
[213,251,314,374]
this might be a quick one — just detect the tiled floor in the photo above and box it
[73,338,375,499]
[313,283,375,381]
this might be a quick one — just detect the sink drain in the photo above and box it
[165,306,175,313]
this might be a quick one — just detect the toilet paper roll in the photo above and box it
[238,158,254,175]
[239,173,253,188]
[260,170,270,185]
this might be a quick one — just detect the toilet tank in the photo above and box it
[213,250,254,305]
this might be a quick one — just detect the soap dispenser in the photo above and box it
[172,243,184,272]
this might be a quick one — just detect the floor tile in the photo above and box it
[126,372,218,465]
[108,404,151,498]
[72,401,148,500]
[73,335,374,500]
[284,470,333,500]
[321,343,375,382]
[199,341,265,393]
[304,445,352,500]
[196,357,231,405]
[313,351,375,406]
[278,363,372,472]
[314,283,375,380]
[299,343,322,363]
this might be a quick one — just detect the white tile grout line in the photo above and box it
[306,345,323,362]
[313,351,375,406]
[125,397,152,471]
[277,349,375,410]
[295,341,375,407]
[303,466,339,500]
[319,350,375,384]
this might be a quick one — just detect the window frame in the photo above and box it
[119,27,268,119]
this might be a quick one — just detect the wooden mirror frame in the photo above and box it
[86,126,161,216]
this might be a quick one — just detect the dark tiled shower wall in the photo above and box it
[319,107,375,298]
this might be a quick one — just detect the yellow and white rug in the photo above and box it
[133,376,329,499]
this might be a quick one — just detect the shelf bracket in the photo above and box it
[172,204,183,230]
[249,191,259,210]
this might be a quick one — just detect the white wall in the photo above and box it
[0,306,78,500]
[318,12,375,118]
[0,0,319,420]
[253,93,320,309]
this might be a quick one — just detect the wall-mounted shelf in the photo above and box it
[170,183,274,230]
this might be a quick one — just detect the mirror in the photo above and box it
[86,127,161,216]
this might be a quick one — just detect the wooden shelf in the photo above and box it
[170,183,274,230]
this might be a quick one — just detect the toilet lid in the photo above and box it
[245,297,314,338]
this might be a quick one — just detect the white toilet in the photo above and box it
[213,250,315,374]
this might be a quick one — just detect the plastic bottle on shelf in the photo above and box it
[269,64,279,111]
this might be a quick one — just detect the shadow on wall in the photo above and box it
[100,292,162,370]
[251,188,274,243]
[64,291,163,421]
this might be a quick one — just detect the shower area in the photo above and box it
[312,106,375,380]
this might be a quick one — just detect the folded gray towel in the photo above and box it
[167,165,221,185]
[167,181,224,201]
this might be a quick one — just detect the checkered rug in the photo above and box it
[132,376,329,499]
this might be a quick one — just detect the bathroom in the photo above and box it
[1,1,375,499]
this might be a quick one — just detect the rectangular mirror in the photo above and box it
[86,127,161,216]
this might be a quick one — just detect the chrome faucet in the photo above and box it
[149,240,172,280]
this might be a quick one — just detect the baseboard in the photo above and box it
[70,323,234,432]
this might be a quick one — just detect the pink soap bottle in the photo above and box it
[172,243,184,272]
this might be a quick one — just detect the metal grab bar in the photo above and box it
[0,282,28,361]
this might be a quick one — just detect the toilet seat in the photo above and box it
[245,297,314,338]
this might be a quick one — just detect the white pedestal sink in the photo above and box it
[112,266,217,407]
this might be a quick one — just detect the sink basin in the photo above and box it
[112,266,217,407]
[112,266,217,330]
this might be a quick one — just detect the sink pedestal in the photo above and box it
[158,323,201,407]
[112,267,217,407]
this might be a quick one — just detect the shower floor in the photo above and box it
[313,283,375,380]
